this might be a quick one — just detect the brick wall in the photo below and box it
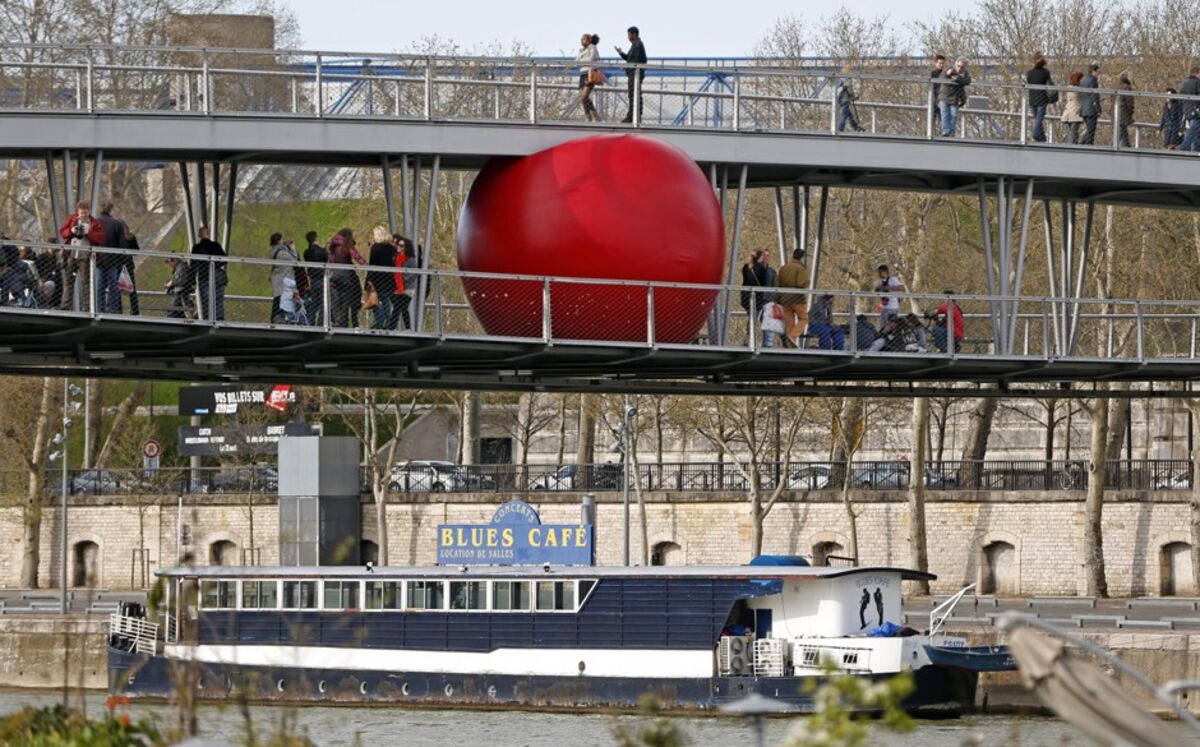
[0,491,1191,597]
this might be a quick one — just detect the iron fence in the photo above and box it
[10,459,1193,497]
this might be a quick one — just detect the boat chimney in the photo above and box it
[581,494,596,526]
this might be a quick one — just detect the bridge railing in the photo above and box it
[4,241,1200,365]
[0,44,1197,154]
[10,459,1194,496]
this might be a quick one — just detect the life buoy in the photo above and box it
[444,684,454,697]
[277,679,286,693]
[401,682,410,696]
[317,680,327,694]
[487,685,497,699]
[360,682,368,695]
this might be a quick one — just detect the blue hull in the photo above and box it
[109,647,977,714]
[924,645,1017,673]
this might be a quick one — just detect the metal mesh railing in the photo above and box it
[3,242,1200,369]
[2,44,1200,157]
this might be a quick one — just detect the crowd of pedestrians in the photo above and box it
[737,252,967,354]
[0,199,142,312]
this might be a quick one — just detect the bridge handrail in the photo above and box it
[9,239,1200,309]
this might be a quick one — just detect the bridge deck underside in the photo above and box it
[0,312,1184,396]
[1,115,1199,208]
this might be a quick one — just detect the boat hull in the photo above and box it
[109,647,977,714]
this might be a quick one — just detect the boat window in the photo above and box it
[365,581,402,610]
[535,580,575,611]
[493,581,531,611]
[282,580,318,609]
[449,581,487,610]
[323,580,360,610]
[407,580,445,610]
[241,580,278,609]
[578,580,596,603]
[200,580,235,609]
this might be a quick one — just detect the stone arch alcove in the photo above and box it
[72,540,101,588]
[976,532,1021,596]
[651,540,684,566]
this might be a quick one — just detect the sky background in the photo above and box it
[284,1,961,57]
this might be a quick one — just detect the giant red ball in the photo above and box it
[456,134,725,344]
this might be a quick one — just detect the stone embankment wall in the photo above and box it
[0,490,1192,597]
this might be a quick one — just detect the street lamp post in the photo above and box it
[621,396,637,567]
[49,381,83,614]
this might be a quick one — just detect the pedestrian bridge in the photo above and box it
[2,45,1200,395]
[1,44,1200,207]
[0,244,1195,396]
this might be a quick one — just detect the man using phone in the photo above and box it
[615,26,647,124]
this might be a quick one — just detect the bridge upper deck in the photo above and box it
[0,45,1199,207]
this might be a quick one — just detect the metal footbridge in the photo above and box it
[1,44,1199,395]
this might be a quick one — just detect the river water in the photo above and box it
[5,689,1196,746]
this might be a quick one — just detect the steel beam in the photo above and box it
[978,179,1000,350]
[1067,201,1095,356]
[178,162,195,245]
[89,150,103,212]
[1007,179,1035,353]
[807,186,828,296]
[415,155,441,332]
[773,186,787,265]
[719,164,749,345]
[222,162,238,252]
[382,156,396,235]
[45,155,63,234]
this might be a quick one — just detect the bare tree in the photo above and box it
[908,397,931,595]
[692,396,809,558]
[504,393,558,467]
[329,388,421,566]
[0,377,59,588]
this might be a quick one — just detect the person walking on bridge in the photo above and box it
[191,226,227,321]
[1160,88,1183,148]
[835,67,865,133]
[929,55,946,134]
[94,201,128,315]
[1177,67,1200,151]
[1062,71,1084,143]
[775,248,810,346]
[615,26,646,124]
[577,33,601,122]
[302,230,326,325]
[938,59,971,137]
[1079,64,1102,145]
[1113,71,1135,148]
[269,233,299,324]
[1025,53,1055,143]
[58,200,104,311]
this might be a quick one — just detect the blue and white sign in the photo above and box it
[437,500,594,566]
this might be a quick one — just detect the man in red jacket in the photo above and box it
[928,291,965,352]
[58,201,104,310]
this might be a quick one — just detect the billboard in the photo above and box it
[437,500,594,566]
[178,384,296,416]
[177,422,319,457]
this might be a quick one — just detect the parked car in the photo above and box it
[787,465,832,490]
[388,461,496,493]
[528,464,623,491]
[1152,472,1192,490]
[206,466,279,493]
[68,469,139,495]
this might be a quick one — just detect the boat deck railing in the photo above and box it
[109,612,159,655]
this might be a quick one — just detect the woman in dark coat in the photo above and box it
[366,225,398,330]
[1160,87,1183,148]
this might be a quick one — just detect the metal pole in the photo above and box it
[633,67,642,126]
[808,186,829,296]
[424,58,433,120]
[178,162,195,245]
[1007,179,1035,352]
[996,177,1010,354]
[1067,201,1095,356]
[978,179,1000,349]
[793,185,805,259]
[222,162,238,252]
[208,162,220,233]
[720,164,749,345]
[381,157,396,235]
[89,150,103,214]
[60,379,68,613]
[1061,200,1073,350]
[416,156,440,332]
[400,155,411,236]
[1042,201,1061,353]
[528,66,537,124]
[46,156,63,235]
[772,187,787,265]
[62,151,74,217]
[315,53,324,116]
[82,380,91,469]
[622,394,631,566]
